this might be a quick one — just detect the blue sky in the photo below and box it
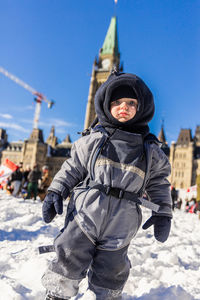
[0,0,199,144]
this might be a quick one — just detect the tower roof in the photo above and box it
[29,128,44,143]
[49,125,55,136]
[101,16,119,57]
[195,125,200,144]
[63,134,72,144]
[158,126,167,144]
[177,129,192,145]
[46,125,57,147]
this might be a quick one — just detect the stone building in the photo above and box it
[169,126,200,189]
[84,16,123,129]
[0,127,71,178]
[157,124,200,190]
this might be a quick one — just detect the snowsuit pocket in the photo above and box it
[64,187,89,226]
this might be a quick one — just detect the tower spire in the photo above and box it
[101,16,119,58]
[46,125,57,147]
[84,15,122,129]
[158,125,167,144]
[158,122,170,156]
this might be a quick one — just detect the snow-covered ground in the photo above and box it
[0,190,200,300]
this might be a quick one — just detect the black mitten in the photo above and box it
[42,191,63,223]
[142,216,171,243]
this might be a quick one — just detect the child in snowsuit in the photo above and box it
[42,72,172,300]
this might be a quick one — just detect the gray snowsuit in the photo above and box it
[42,72,172,300]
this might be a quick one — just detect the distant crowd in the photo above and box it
[171,186,200,218]
[2,163,200,218]
[5,163,52,201]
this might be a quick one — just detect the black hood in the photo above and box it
[94,72,155,137]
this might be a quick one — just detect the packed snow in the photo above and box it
[0,190,200,300]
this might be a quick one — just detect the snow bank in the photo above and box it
[0,190,199,300]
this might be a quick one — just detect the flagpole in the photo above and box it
[114,0,117,16]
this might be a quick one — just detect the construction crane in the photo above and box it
[0,66,54,129]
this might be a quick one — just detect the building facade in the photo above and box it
[168,126,200,189]
[157,125,200,190]
[0,127,71,178]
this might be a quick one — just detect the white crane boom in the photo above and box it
[0,66,54,129]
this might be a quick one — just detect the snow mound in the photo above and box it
[0,190,200,300]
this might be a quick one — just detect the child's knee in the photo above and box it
[89,246,130,290]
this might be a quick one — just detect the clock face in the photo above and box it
[102,58,111,70]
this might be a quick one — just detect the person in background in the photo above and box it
[19,162,23,170]
[9,165,23,197]
[26,164,41,200]
[23,165,31,184]
[21,165,31,198]
[176,198,182,209]
[38,166,52,201]
[171,186,177,211]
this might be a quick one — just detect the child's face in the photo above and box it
[110,98,138,122]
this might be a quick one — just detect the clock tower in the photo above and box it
[84,16,123,129]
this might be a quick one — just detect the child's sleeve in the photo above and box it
[47,136,93,199]
[145,144,173,218]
